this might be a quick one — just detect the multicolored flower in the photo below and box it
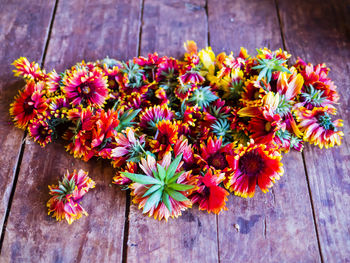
[62,66,109,107]
[111,127,146,166]
[9,81,48,129]
[139,105,174,132]
[195,136,234,171]
[238,104,284,145]
[156,57,179,83]
[48,96,70,118]
[47,169,95,224]
[12,57,47,82]
[47,69,61,94]
[28,118,53,147]
[225,142,284,198]
[149,120,178,155]
[123,153,196,221]
[113,161,138,185]
[9,42,345,222]
[295,106,343,149]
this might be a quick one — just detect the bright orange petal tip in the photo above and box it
[184,40,198,54]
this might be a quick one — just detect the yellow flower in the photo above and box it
[221,68,244,90]
[199,46,216,70]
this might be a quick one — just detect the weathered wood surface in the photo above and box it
[278,0,350,261]
[0,0,56,233]
[0,0,141,262]
[0,0,349,262]
[208,0,322,262]
[126,1,219,262]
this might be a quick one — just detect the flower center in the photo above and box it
[108,79,117,89]
[39,126,47,136]
[208,152,227,170]
[239,150,264,176]
[317,112,335,130]
[254,91,260,99]
[82,85,91,94]
[23,97,35,114]
[265,121,272,132]
[202,186,210,198]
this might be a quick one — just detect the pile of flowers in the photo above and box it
[10,41,343,222]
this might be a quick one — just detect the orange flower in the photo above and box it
[149,120,178,156]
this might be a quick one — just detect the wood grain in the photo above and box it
[278,0,350,261]
[0,0,141,261]
[208,0,322,261]
[139,0,208,58]
[126,1,219,262]
[1,0,349,261]
[0,0,56,234]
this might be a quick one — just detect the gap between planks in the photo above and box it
[273,0,324,261]
[121,0,145,262]
[205,1,221,262]
[0,0,60,254]
[205,0,220,261]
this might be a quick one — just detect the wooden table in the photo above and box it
[0,0,349,262]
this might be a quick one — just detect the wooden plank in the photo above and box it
[0,0,56,235]
[0,0,141,261]
[125,1,220,262]
[278,0,350,261]
[208,0,322,261]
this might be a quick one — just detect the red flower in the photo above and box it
[28,118,53,147]
[66,108,120,161]
[238,105,284,145]
[156,57,179,82]
[149,120,179,156]
[63,66,108,107]
[225,142,284,198]
[191,168,229,214]
[174,136,194,166]
[195,137,233,171]
[10,81,47,129]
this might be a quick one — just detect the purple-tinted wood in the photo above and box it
[208,0,321,261]
[0,0,56,235]
[1,0,141,261]
[278,0,350,261]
